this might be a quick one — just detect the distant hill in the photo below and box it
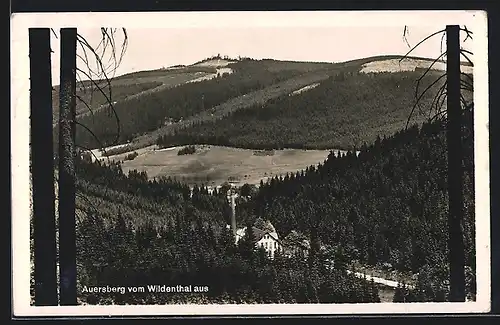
[51,54,472,155]
[155,69,469,151]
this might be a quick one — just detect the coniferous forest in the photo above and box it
[74,60,305,149]
[70,106,475,304]
[74,158,380,304]
[238,108,476,302]
[156,71,454,150]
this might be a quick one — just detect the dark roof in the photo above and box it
[249,227,272,241]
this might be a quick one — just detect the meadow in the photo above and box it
[101,144,340,187]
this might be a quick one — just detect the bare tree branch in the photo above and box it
[411,73,447,121]
[461,72,474,85]
[429,82,447,114]
[74,120,112,158]
[460,50,474,66]
[412,53,447,105]
[75,67,121,145]
[460,80,473,92]
[460,26,473,42]
[402,26,411,48]
[75,94,95,122]
[399,29,446,63]
[401,26,473,128]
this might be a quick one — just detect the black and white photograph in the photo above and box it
[11,10,490,316]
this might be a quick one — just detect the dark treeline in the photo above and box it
[156,71,454,150]
[73,100,476,303]
[75,159,380,304]
[78,214,380,304]
[234,108,476,301]
[75,60,304,149]
[76,158,231,227]
[178,145,197,155]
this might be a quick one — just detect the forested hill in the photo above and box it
[74,153,382,305]
[156,70,441,150]
[67,55,472,153]
[71,107,475,303]
[73,59,317,149]
[236,108,476,301]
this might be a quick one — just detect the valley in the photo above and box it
[49,53,476,305]
[91,143,341,187]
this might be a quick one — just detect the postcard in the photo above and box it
[10,10,490,317]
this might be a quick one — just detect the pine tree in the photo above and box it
[238,219,256,262]
[370,278,380,302]
[393,282,405,302]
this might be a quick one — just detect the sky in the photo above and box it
[10,11,482,85]
[52,25,472,83]
[70,26,450,74]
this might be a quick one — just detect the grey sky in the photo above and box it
[10,11,480,84]
[66,26,456,76]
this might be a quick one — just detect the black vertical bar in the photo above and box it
[29,28,58,306]
[489,9,499,314]
[446,24,466,302]
[58,27,77,305]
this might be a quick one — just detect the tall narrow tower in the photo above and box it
[229,190,237,237]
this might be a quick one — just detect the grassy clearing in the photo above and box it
[107,145,336,187]
[360,57,474,74]
[113,65,217,80]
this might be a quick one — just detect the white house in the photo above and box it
[227,219,314,259]
[253,227,284,259]
[226,194,308,259]
[232,222,284,259]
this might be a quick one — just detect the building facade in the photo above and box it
[229,220,309,259]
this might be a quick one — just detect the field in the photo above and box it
[359,57,474,74]
[102,144,338,186]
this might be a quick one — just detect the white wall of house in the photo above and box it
[255,232,282,259]
[231,226,283,258]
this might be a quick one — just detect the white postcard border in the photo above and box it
[10,10,490,316]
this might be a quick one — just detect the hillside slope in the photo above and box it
[157,69,472,150]
[51,65,218,124]
[55,55,472,154]
[72,106,476,303]
[235,108,476,301]
[74,155,382,304]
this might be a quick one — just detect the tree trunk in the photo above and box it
[29,28,58,306]
[58,28,77,305]
[446,24,466,302]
